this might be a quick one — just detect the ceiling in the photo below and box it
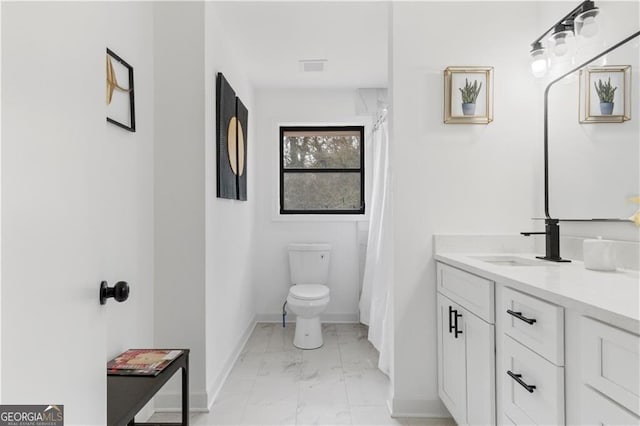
[212,2,389,89]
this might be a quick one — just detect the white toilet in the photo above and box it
[286,243,331,349]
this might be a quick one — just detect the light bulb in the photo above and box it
[529,41,548,78]
[530,48,548,78]
[531,59,547,78]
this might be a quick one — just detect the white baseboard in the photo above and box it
[154,317,258,413]
[255,312,359,323]
[389,398,451,418]
[206,317,257,410]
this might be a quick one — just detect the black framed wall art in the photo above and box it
[106,48,136,132]
[216,72,249,201]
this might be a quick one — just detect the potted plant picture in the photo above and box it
[579,66,630,123]
[594,77,617,115]
[444,66,493,124]
[459,78,482,116]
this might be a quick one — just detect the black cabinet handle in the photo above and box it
[454,311,463,338]
[507,370,536,393]
[507,309,537,325]
[447,305,463,338]
[448,306,455,334]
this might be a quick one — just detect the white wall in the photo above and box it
[153,1,208,410]
[2,2,155,424]
[252,88,373,323]
[204,2,257,406]
[390,2,540,416]
[153,2,258,411]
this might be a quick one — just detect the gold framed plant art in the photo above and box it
[444,66,494,124]
[579,65,631,123]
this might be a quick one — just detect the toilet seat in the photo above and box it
[288,284,330,301]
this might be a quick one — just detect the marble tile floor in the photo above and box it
[149,323,455,426]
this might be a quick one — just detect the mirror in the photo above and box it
[548,32,639,220]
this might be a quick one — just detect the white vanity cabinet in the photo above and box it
[436,263,496,425]
[435,254,640,426]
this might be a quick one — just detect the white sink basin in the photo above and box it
[471,255,556,267]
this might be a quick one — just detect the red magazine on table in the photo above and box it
[107,349,183,376]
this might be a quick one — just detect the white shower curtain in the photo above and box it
[359,120,393,376]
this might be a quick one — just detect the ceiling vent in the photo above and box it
[299,59,327,73]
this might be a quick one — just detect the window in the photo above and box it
[280,126,365,215]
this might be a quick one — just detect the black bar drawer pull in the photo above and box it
[507,309,537,325]
[454,311,463,339]
[507,370,536,393]
[448,306,455,334]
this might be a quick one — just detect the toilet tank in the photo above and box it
[288,243,331,285]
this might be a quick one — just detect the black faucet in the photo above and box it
[521,218,571,263]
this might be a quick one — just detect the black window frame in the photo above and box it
[279,125,365,215]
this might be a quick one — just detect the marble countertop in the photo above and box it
[434,252,640,333]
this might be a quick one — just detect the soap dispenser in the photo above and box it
[583,237,616,271]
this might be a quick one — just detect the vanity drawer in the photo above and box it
[436,262,494,323]
[580,385,640,425]
[503,335,564,426]
[580,316,640,416]
[501,286,564,365]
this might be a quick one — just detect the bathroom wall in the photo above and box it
[389,1,540,416]
[252,88,373,323]
[153,1,208,410]
[153,1,257,411]
[203,2,257,407]
[2,2,155,423]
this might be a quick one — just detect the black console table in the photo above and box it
[107,349,189,426]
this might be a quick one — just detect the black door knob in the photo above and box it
[99,281,130,305]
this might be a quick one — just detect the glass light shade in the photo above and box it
[530,48,548,78]
[575,8,600,38]
[548,29,576,57]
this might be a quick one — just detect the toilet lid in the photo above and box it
[289,284,330,300]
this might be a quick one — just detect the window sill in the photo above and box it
[271,213,368,223]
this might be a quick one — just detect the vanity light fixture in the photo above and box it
[529,1,601,78]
